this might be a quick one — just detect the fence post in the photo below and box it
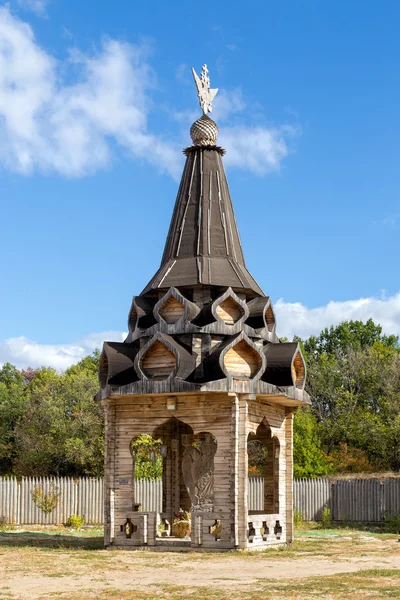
[380,481,385,522]
[331,482,335,522]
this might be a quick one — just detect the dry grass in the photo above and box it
[0,527,399,599]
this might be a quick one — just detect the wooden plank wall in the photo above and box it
[110,393,234,548]
[105,393,290,549]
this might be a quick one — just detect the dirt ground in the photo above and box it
[0,528,400,599]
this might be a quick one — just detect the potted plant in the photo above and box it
[172,509,191,538]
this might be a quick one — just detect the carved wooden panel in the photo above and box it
[292,352,305,389]
[224,340,262,378]
[265,305,275,331]
[182,433,216,512]
[159,297,185,324]
[216,296,244,325]
[140,341,176,379]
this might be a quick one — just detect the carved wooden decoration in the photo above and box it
[140,341,176,379]
[216,296,244,325]
[182,433,216,512]
[265,305,276,332]
[223,339,262,378]
[292,351,306,389]
[159,297,185,324]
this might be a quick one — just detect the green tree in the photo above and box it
[302,320,400,473]
[131,434,163,480]
[303,318,398,358]
[293,408,331,478]
[0,363,27,474]
[14,363,103,477]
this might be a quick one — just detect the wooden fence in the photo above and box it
[294,477,400,522]
[1,476,399,525]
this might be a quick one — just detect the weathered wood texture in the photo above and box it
[159,297,185,324]
[292,352,305,389]
[224,341,262,378]
[216,297,243,324]
[104,393,290,550]
[140,341,176,379]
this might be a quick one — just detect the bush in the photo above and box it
[321,505,331,528]
[293,508,303,526]
[31,483,60,515]
[0,515,14,531]
[385,512,400,534]
[66,514,85,529]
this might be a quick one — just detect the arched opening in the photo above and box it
[140,340,177,379]
[159,296,185,324]
[292,351,305,389]
[216,296,244,325]
[130,434,163,512]
[265,304,276,332]
[223,339,262,378]
[153,418,194,537]
[247,421,280,514]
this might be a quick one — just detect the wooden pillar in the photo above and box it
[285,410,295,543]
[103,398,116,546]
[263,438,274,513]
[231,393,249,549]
[171,429,180,522]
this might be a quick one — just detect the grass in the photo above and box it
[29,570,400,600]
[0,526,399,599]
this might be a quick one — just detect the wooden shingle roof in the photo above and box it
[141,147,264,297]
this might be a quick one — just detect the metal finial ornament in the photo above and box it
[190,64,219,146]
[191,64,218,114]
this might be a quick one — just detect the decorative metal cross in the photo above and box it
[191,64,218,115]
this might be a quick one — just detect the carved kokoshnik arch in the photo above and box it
[135,332,196,381]
[219,332,265,380]
[154,287,200,328]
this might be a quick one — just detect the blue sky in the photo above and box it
[1,0,399,369]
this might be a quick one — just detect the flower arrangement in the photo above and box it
[172,508,191,538]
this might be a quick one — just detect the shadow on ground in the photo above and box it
[0,531,104,550]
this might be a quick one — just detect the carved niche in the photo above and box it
[182,433,217,512]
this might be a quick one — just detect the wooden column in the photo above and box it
[285,410,295,543]
[103,398,116,546]
[231,394,249,549]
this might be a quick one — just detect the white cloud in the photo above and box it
[221,125,297,175]
[16,0,50,17]
[2,293,400,370]
[173,87,297,175]
[275,292,400,341]
[382,215,398,229]
[0,331,126,371]
[211,88,246,122]
[0,6,181,178]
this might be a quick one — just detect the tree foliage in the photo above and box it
[131,434,163,480]
[0,352,103,477]
[293,409,331,478]
[1,319,400,478]
[298,319,400,473]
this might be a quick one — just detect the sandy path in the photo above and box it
[2,551,400,599]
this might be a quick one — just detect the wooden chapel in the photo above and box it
[97,65,310,550]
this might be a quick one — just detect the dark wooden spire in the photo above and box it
[141,147,264,297]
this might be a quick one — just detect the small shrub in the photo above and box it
[385,512,400,534]
[31,483,60,515]
[321,505,331,528]
[293,508,303,526]
[66,514,85,529]
[0,515,14,531]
